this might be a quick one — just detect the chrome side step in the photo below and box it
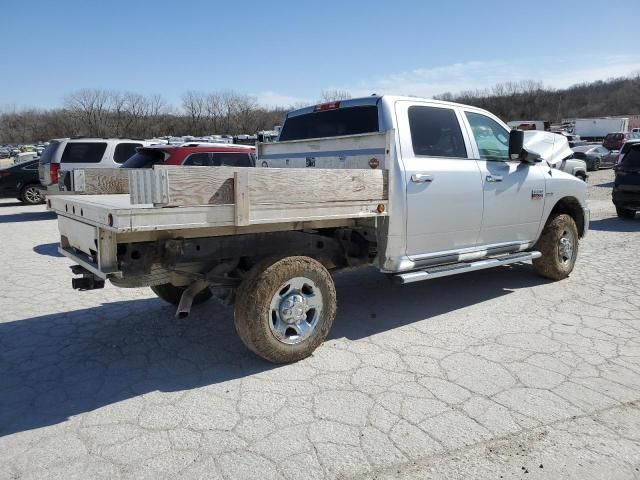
[394,251,542,285]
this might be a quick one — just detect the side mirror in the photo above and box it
[509,129,524,160]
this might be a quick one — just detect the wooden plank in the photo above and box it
[248,168,387,205]
[73,168,132,194]
[234,170,250,226]
[143,166,387,207]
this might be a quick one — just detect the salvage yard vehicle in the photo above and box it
[48,96,589,363]
[613,143,640,219]
[38,138,154,195]
[571,144,617,171]
[0,159,44,205]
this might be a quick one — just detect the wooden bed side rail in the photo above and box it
[70,168,133,194]
[129,166,388,226]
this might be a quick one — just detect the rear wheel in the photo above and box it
[532,214,579,280]
[234,256,336,363]
[616,207,636,219]
[576,173,587,182]
[150,283,213,306]
[20,185,43,205]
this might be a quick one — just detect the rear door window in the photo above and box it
[114,143,143,164]
[183,153,211,166]
[279,105,379,141]
[61,142,107,163]
[210,152,253,167]
[408,106,467,158]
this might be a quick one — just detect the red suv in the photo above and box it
[121,143,256,168]
[603,133,628,151]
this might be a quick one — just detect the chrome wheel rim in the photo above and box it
[558,230,575,265]
[269,276,322,345]
[25,187,41,204]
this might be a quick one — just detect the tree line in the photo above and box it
[2,75,639,143]
[434,74,640,122]
[0,89,289,143]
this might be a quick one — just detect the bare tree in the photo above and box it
[320,89,352,102]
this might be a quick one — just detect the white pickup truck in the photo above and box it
[49,95,589,363]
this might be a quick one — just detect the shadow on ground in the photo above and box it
[590,216,640,232]
[0,211,56,224]
[33,242,64,257]
[0,201,25,208]
[0,263,548,437]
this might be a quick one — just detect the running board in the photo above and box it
[394,251,542,284]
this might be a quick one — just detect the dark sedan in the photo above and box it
[571,145,617,171]
[0,159,45,204]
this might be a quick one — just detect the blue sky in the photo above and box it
[2,0,640,109]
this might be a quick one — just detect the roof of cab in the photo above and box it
[285,95,476,119]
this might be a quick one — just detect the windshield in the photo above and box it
[279,105,379,141]
[39,141,61,164]
[122,150,166,168]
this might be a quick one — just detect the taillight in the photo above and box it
[0,171,10,177]
[50,163,59,184]
[613,154,620,165]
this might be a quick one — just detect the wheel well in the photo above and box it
[549,197,585,237]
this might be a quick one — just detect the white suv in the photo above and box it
[38,138,154,194]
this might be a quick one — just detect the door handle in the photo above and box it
[486,175,503,183]
[411,173,434,183]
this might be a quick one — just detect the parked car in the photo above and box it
[0,148,10,159]
[14,152,40,164]
[613,143,640,219]
[39,138,154,195]
[571,145,616,170]
[121,143,256,169]
[603,132,628,150]
[0,159,45,205]
[614,139,640,167]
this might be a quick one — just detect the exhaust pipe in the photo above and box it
[175,279,210,319]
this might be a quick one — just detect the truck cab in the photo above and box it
[274,95,589,275]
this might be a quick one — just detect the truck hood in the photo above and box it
[523,131,573,167]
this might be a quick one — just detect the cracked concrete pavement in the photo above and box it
[1,169,639,479]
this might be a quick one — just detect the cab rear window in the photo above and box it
[61,143,107,163]
[279,106,379,141]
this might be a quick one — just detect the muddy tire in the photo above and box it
[616,207,636,220]
[532,214,579,280]
[234,256,336,363]
[150,283,213,306]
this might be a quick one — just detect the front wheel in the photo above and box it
[234,256,336,363]
[532,214,579,280]
[20,184,44,205]
[616,207,636,219]
[150,283,213,306]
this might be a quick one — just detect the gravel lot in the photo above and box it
[1,169,639,479]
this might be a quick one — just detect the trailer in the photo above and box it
[571,117,629,140]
